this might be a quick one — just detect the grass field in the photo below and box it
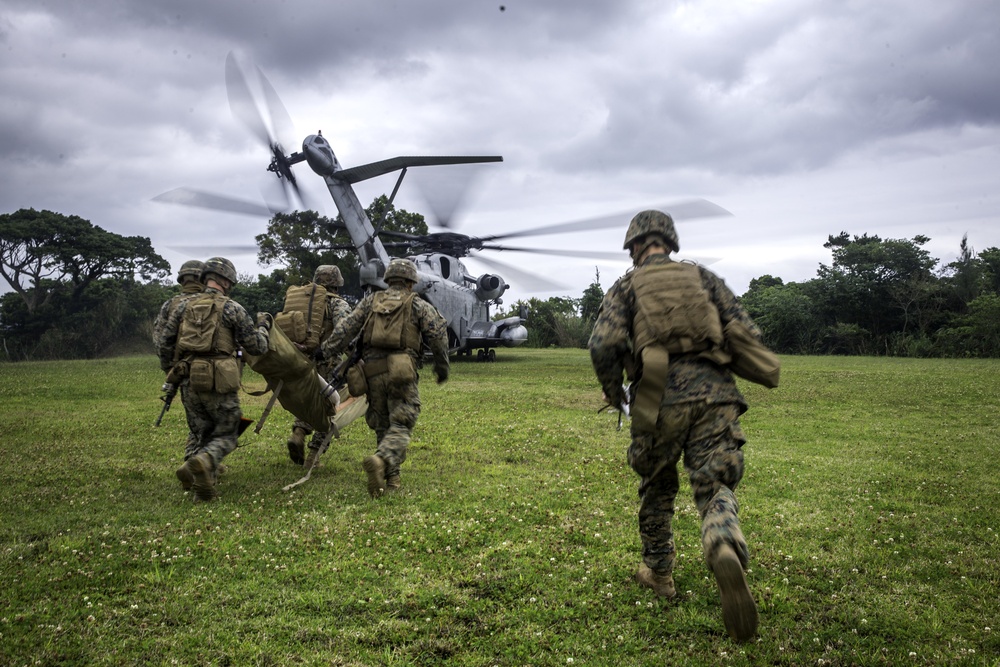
[1,350,998,666]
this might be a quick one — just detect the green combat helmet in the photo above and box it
[314,265,344,289]
[176,260,204,284]
[623,210,680,254]
[384,258,418,284]
[201,257,238,285]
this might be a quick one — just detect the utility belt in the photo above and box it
[629,340,724,433]
[170,352,241,394]
[346,350,417,397]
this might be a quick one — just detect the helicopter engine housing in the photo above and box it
[474,274,506,302]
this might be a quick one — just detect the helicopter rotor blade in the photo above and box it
[153,187,275,218]
[477,244,630,261]
[466,252,567,292]
[480,198,732,243]
[257,64,296,151]
[418,165,480,229]
[225,52,273,149]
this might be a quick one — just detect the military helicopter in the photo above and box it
[155,53,730,360]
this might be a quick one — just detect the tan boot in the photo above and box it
[175,459,194,491]
[186,453,218,502]
[710,544,758,643]
[304,448,322,470]
[362,455,386,498]
[636,563,676,599]
[385,474,401,492]
[287,427,307,465]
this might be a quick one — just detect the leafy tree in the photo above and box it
[814,232,938,351]
[579,268,604,324]
[741,282,819,353]
[230,269,292,319]
[934,293,1000,357]
[976,247,1000,295]
[0,208,169,314]
[939,234,982,311]
[0,208,172,360]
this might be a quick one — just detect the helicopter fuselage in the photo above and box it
[303,133,525,357]
[410,253,527,355]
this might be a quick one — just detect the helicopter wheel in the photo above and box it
[477,349,486,361]
[488,349,496,362]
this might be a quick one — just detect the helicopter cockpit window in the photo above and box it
[439,256,451,280]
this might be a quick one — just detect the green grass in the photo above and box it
[1,351,998,665]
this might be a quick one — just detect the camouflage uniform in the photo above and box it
[590,213,764,642]
[153,263,204,461]
[157,286,268,493]
[290,290,353,456]
[323,279,449,495]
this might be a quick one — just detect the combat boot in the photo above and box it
[175,461,194,491]
[287,427,307,465]
[385,474,401,493]
[709,543,758,643]
[186,452,218,502]
[362,454,387,498]
[636,563,676,599]
[304,448,322,470]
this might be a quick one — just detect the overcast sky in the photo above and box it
[2,0,999,302]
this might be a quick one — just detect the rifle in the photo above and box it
[154,382,178,427]
[326,334,364,393]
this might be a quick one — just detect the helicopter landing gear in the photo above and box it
[476,349,497,362]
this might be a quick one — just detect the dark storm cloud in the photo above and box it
[1,0,999,296]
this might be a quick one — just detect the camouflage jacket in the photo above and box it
[324,292,353,343]
[588,254,761,409]
[156,286,269,372]
[323,285,450,371]
[152,282,203,351]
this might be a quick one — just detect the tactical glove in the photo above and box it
[256,312,272,330]
[434,365,449,384]
[312,347,325,363]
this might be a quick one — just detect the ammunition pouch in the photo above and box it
[188,356,241,393]
[274,311,307,346]
[189,358,214,392]
[347,362,368,397]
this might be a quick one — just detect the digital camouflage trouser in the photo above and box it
[627,401,749,574]
[364,372,421,479]
[182,389,243,468]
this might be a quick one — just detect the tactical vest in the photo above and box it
[631,261,723,356]
[274,283,327,352]
[629,262,725,433]
[363,290,421,351]
[176,292,236,357]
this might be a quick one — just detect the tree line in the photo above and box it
[3,206,999,360]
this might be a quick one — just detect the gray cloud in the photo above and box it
[1,0,999,298]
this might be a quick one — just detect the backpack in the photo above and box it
[274,283,326,352]
[177,293,226,354]
[366,290,419,350]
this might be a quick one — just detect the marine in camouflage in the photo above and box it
[153,265,205,460]
[292,289,354,451]
[323,284,449,485]
[157,285,269,483]
[589,245,763,641]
